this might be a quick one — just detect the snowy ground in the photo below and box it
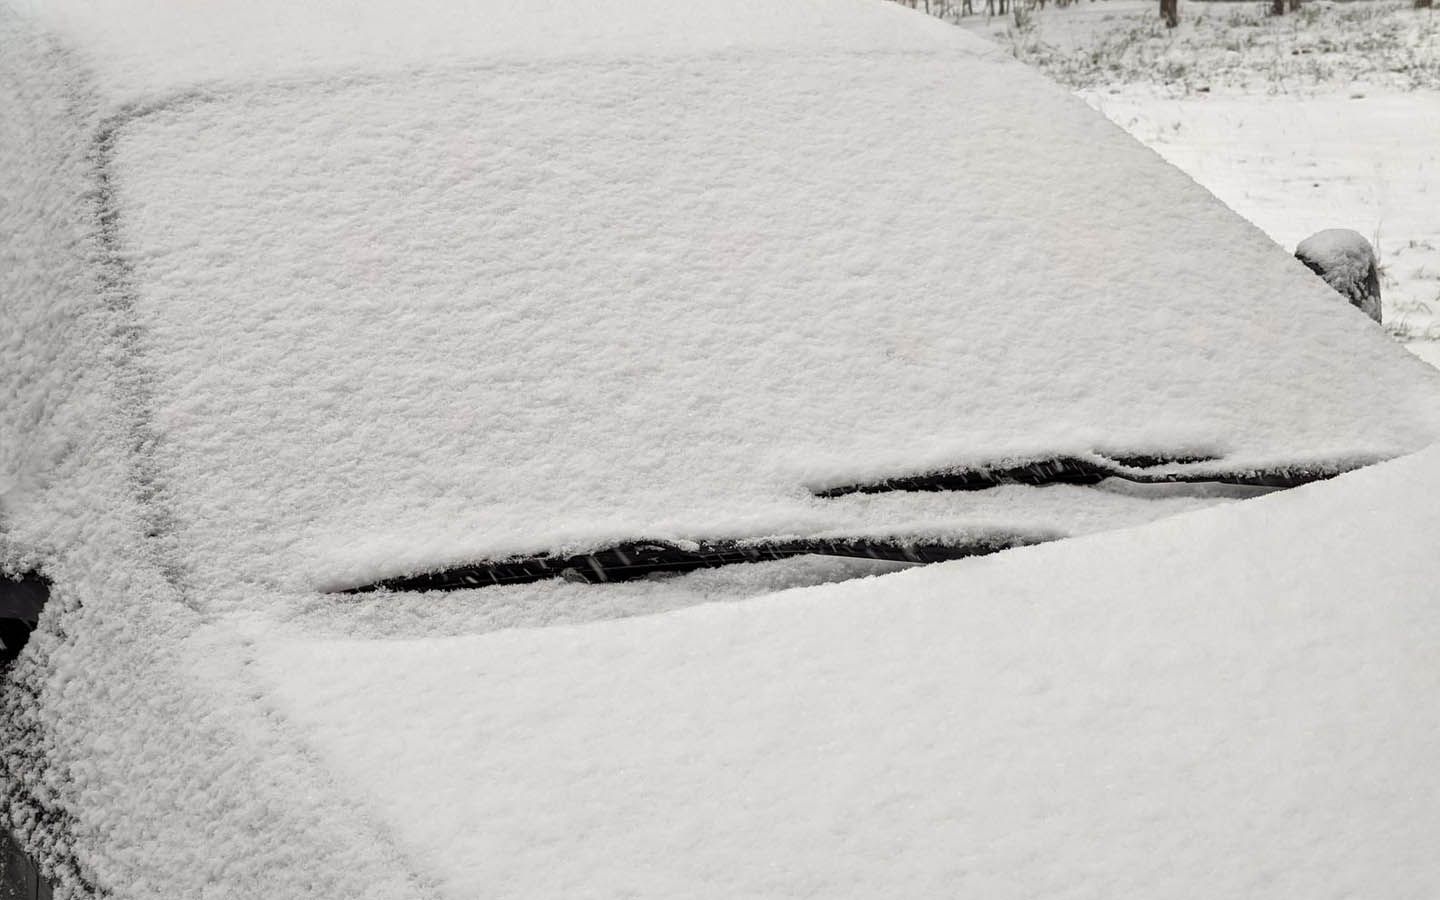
[958,0,1440,357]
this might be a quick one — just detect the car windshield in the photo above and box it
[107,59,1440,598]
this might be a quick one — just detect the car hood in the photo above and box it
[253,441,1440,899]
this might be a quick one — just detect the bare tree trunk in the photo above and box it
[1160,0,1178,27]
[1271,0,1285,15]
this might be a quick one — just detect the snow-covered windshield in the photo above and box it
[109,59,1440,596]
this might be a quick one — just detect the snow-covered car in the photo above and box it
[3,0,1440,896]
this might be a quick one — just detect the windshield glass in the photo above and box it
[110,58,1440,596]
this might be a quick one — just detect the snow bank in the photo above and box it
[260,441,1440,899]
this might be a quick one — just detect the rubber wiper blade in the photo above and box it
[815,457,1109,496]
[814,453,1340,497]
[337,532,1047,594]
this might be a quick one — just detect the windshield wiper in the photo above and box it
[813,453,1338,498]
[338,532,1047,594]
[335,451,1349,595]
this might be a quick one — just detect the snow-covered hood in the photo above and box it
[256,439,1440,899]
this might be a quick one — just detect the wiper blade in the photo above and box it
[335,452,1353,595]
[814,453,1340,498]
[338,533,1047,594]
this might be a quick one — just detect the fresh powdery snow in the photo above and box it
[1084,88,1440,346]
[4,0,1440,896]
[50,3,1440,597]
[956,0,1440,355]
[259,443,1440,899]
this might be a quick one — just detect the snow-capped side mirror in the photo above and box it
[1296,229,1382,324]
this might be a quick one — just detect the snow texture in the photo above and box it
[90,15,1440,595]
[3,0,1440,896]
[300,481,1271,640]
[15,0,986,101]
[1296,228,1383,322]
[1090,88,1440,341]
[259,442,1440,900]
[975,0,1440,345]
[1408,340,1440,369]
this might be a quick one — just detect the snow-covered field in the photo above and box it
[960,0,1440,356]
